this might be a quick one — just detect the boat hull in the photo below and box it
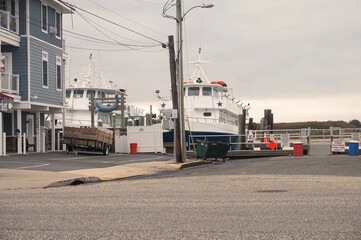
[163,130,239,151]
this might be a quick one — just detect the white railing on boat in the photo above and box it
[186,116,238,126]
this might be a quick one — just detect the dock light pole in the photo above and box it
[175,1,214,163]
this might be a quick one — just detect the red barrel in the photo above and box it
[130,143,138,154]
[293,142,303,156]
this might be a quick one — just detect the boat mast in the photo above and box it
[189,48,210,84]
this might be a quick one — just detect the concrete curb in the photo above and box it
[169,160,211,169]
[45,176,100,188]
[42,161,210,189]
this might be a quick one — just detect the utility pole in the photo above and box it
[176,0,186,163]
[168,35,182,163]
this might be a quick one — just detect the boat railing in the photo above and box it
[187,128,361,151]
[186,116,237,125]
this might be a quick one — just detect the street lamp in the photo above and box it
[182,4,214,20]
[175,1,214,163]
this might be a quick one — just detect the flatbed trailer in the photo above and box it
[63,127,113,155]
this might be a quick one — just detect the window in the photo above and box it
[203,112,212,117]
[66,90,71,98]
[11,0,15,16]
[87,90,95,98]
[74,90,84,98]
[55,12,61,38]
[188,87,199,96]
[56,56,61,90]
[41,4,47,32]
[42,51,48,87]
[202,87,212,96]
[220,112,225,123]
[213,88,218,97]
[0,1,6,11]
[1,52,11,73]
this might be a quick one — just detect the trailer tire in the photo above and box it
[68,145,74,153]
[103,144,109,156]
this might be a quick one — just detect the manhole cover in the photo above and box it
[257,190,288,193]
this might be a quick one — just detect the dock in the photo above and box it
[226,150,294,158]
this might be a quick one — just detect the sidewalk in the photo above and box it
[0,159,209,190]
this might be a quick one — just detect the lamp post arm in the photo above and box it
[182,4,214,20]
[182,6,200,20]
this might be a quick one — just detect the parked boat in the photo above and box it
[61,54,143,128]
[158,49,249,149]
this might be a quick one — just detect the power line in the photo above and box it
[76,8,155,45]
[132,0,164,5]
[63,31,119,45]
[59,0,167,48]
[88,0,166,37]
[66,45,165,52]
[76,10,138,51]
[163,0,177,22]
[64,32,159,48]
[16,14,159,50]
[76,10,159,50]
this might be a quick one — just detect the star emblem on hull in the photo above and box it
[161,103,166,108]
[217,101,223,107]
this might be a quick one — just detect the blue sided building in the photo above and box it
[0,0,72,154]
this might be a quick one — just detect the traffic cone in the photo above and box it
[263,132,267,143]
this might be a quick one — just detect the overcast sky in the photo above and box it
[63,0,361,123]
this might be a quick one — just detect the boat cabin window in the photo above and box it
[188,87,199,96]
[202,87,212,96]
[203,112,212,117]
[66,90,71,98]
[213,88,219,97]
[86,90,96,98]
[101,91,106,98]
[73,90,84,98]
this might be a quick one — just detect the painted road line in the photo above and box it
[16,164,50,169]
[49,156,101,161]
[125,156,170,161]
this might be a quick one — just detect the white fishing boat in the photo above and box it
[158,49,249,148]
[63,54,143,128]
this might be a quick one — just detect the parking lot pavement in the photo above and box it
[0,151,207,190]
[2,151,360,191]
[0,151,175,172]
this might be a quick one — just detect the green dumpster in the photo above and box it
[196,141,230,161]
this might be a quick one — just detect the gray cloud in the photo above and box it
[63,0,361,122]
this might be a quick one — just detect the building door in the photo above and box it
[26,115,34,144]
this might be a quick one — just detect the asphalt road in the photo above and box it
[1,155,361,240]
[0,152,174,172]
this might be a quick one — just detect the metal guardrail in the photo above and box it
[1,73,19,94]
[187,128,361,151]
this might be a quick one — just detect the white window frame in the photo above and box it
[1,52,12,74]
[56,56,62,91]
[55,11,61,39]
[41,3,48,33]
[42,51,48,88]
